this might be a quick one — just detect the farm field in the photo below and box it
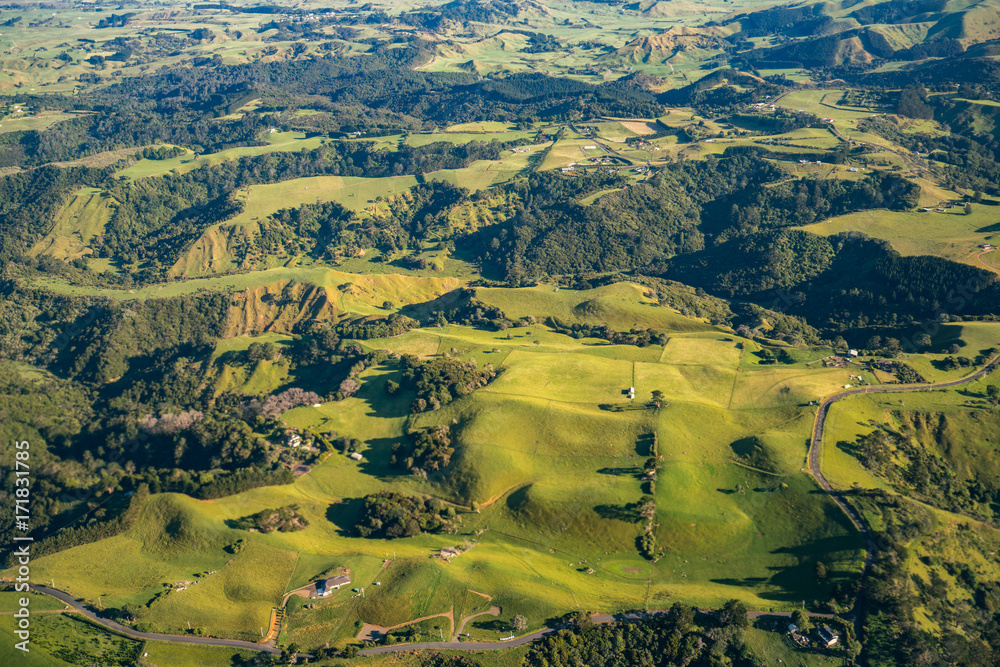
[20,299,868,649]
[801,199,1000,271]
[6,0,1000,664]
[118,131,330,180]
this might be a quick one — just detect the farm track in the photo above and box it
[357,609,834,656]
[29,358,999,658]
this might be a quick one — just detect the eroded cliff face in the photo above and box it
[226,280,339,337]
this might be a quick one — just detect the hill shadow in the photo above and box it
[398,288,468,321]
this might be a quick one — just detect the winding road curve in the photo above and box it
[806,354,1000,634]
[26,585,283,656]
[24,357,998,658]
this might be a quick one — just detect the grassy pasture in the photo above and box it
[777,89,876,128]
[30,187,116,261]
[0,624,73,666]
[446,122,519,132]
[34,267,463,317]
[139,642,258,667]
[142,538,298,640]
[117,131,327,180]
[800,197,1000,270]
[0,589,67,612]
[476,282,716,332]
[744,627,841,666]
[20,308,871,649]
[1,613,139,666]
[0,110,78,134]
[404,131,537,147]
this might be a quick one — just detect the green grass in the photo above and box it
[777,89,877,129]
[744,627,841,666]
[0,625,73,666]
[29,187,116,261]
[142,538,298,641]
[117,131,327,180]
[800,196,1000,270]
[18,314,871,650]
[477,282,716,332]
[0,589,68,612]
[33,266,465,315]
[0,110,80,134]
[4,613,140,666]
[404,131,537,147]
[139,642,259,667]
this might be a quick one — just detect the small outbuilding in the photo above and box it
[817,625,840,647]
[349,452,363,461]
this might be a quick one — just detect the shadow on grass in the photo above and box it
[597,467,641,477]
[397,288,468,321]
[357,364,413,420]
[357,436,408,479]
[505,485,532,512]
[471,618,507,632]
[326,498,365,538]
[594,503,639,523]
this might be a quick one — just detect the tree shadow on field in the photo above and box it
[594,503,639,523]
[472,619,507,632]
[597,467,641,478]
[357,364,413,420]
[835,439,860,458]
[506,484,532,512]
[710,577,769,588]
[326,498,365,537]
[358,436,408,479]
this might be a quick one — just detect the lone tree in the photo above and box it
[791,609,812,632]
[650,389,665,409]
[987,384,999,406]
[512,615,527,631]
[718,599,749,629]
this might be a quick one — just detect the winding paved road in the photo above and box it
[27,585,282,656]
[806,354,1000,635]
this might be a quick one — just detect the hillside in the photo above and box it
[2,0,1000,664]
